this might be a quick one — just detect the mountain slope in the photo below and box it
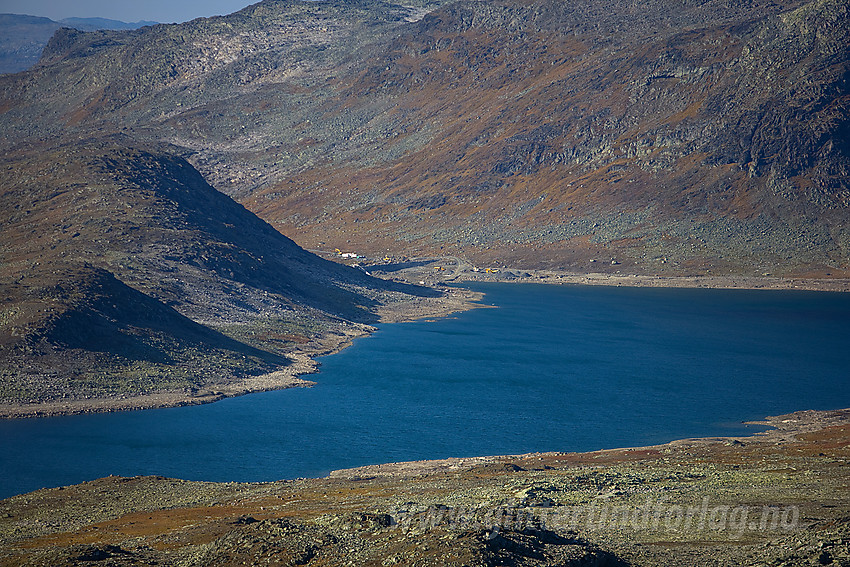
[0,0,848,280]
[56,18,158,32]
[0,137,435,409]
[244,0,849,275]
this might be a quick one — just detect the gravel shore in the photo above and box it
[362,255,850,292]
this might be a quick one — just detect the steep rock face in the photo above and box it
[0,0,848,277]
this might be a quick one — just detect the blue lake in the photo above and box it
[2,283,850,499]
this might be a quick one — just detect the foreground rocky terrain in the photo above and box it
[1,408,848,566]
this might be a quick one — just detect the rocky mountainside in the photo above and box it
[1,0,848,276]
[53,18,159,32]
[0,136,436,409]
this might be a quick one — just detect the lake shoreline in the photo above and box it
[457,271,850,292]
[360,255,850,292]
[327,406,850,479]
[1,269,847,419]
[0,285,480,420]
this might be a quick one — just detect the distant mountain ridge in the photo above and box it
[0,13,157,74]
[56,17,159,32]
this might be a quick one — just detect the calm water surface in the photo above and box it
[2,283,849,499]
